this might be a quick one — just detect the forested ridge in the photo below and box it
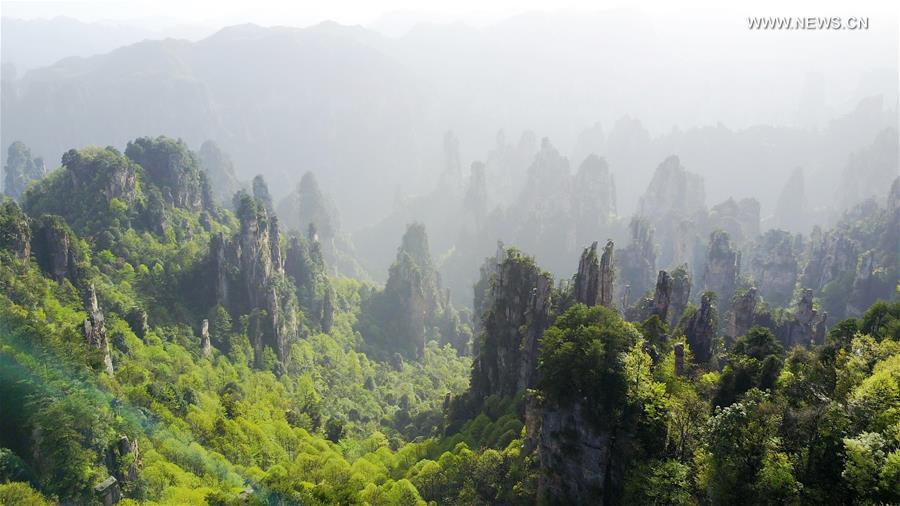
[0,135,898,505]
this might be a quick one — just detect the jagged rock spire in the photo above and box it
[702,230,740,306]
[651,270,673,321]
[574,242,601,306]
[201,319,212,358]
[682,292,717,365]
[84,284,114,375]
[599,240,615,308]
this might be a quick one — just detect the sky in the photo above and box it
[3,0,898,35]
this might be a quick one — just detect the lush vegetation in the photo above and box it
[0,136,898,505]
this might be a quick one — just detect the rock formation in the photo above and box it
[674,342,685,376]
[208,192,299,368]
[30,214,80,282]
[599,240,615,309]
[124,136,212,213]
[702,230,740,307]
[708,197,760,245]
[126,307,149,340]
[681,292,717,365]
[669,265,692,328]
[574,242,602,307]
[637,155,706,267]
[746,230,799,307]
[321,285,335,334]
[534,400,622,503]
[470,248,553,400]
[361,223,469,357]
[801,228,858,292]
[198,140,241,204]
[651,270,673,321]
[3,141,46,201]
[847,250,879,316]
[83,284,114,375]
[618,218,656,299]
[773,168,809,233]
[573,155,616,246]
[726,287,776,342]
[777,289,827,348]
[625,269,673,324]
[201,319,212,358]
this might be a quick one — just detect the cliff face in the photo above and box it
[534,400,625,503]
[681,292,718,364]
[801,228,857,293]
[124,136,212,214]
[669,265,692,328]
[574,240,615,309]
[776,288,827,348]
[747,230,799,307]
[470,248,553,400]
[284,226,331,328]
[208,194,299,368]
[30,214,80,283]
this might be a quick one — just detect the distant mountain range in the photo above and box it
[2,11,897,231]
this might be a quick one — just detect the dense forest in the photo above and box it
[0,131,897,505]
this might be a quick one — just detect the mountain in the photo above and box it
[1,16,212,71]
[1,22,431,230]
[3,11,897,233]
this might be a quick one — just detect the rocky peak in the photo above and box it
[618,218,656,298]
[198,140,241,204]
[638,156,706,269]
[208,192,298,368]
[470,248,553,400]
[362,223,468,358]
[63,147,140,207]
[800,229,857,292]
[773,168,809,232]
[708,197,760,245]
[725,287,775,341]
[573,155,616,243]
[702,230,740,306]
[201,319,212,358]
[747,229,798,307]
[252,175,274,213]
[669,265,692,328]
[651,270,673,321]
[3,141,46,201]
[124,136,211,213]
[777,288,827,348]
[681,292,718,365]
[599,240,615,309]
[638,155,706,222]
[83,284,114,376]
[275,171,340,245]
[574,242,601,307]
